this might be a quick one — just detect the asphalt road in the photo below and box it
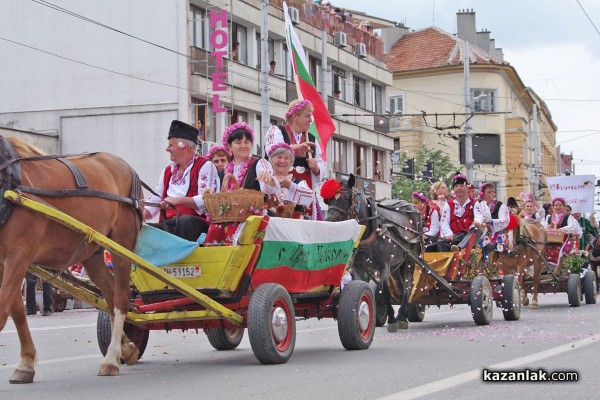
[1,293,599,400]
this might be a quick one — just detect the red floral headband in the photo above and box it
[206,144,232,160]
[285,99,312,120]
[267,142,294,157]
[411,191,429,204]
[551,197,567,206]
[221,122,254,145]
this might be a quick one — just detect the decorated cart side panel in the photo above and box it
[252,218,363,293]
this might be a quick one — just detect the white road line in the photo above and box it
[0,354,101,370]
[377,334,599,400]
[1,323,96,334]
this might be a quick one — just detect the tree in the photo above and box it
[391,147,459,201]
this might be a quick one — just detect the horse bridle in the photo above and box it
[327,187,379,224]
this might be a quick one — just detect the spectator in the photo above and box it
[269,60,276,75]
[26,273,52,316]
[334,89,341,99]
[231,41,240,62]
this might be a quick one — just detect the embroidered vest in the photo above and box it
[161,156,208,220]
[448,199,474,234]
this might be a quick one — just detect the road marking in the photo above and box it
[377,334,599,400]
[0,354,101,370]
[1,323,96,334]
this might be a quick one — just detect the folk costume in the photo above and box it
[205,122,279,245]
[267,143,318,220]
[145,120,220,242]
[473,184,511,252]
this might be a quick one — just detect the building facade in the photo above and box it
[383,10,558,202]
[0,0,393,198]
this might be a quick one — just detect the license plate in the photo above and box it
[161,266,201,278]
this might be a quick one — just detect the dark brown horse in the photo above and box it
[491,219,546,309]
[0,136,143,383]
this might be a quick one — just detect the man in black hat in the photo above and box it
[144,120,220,241]
[440,173,480,250]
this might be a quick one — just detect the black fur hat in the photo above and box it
[167,120,199,144]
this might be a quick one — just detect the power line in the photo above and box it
[576,0,600,37]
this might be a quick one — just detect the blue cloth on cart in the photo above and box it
[134,224,199,267]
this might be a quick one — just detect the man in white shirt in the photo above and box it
[144,120,220,241]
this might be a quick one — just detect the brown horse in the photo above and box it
[491,219,547,309]
[0,136,143,383]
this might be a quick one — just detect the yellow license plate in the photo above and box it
[161,266,201,278]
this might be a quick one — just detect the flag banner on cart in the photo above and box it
[283,2,336,161]
[253,218,361,292]
[546,175,595,213]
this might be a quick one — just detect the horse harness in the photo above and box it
[0,136,144,229]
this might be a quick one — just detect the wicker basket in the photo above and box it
[266,195,297,219]
[546,229,565,244]
[204,174,265,223]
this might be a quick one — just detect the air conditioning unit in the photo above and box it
[288,7,300,26]
[333,31,347,48]
[200,141,218,156]
[355,43,367,58]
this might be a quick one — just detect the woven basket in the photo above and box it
[204,174,264,223]
[546,229,565,244]
[266,195,297,219]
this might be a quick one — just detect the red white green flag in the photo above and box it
[283,2,336,161]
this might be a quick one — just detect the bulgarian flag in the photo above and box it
[283,2,336,161]
[252,218,362,293]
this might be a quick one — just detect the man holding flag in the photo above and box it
[265,2,336,190]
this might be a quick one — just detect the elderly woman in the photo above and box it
[265,99,326,189]
[267,143,318,220]
[473,182,511,252]
[205,122,279,244]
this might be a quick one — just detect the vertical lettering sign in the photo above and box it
[209,9,228,113]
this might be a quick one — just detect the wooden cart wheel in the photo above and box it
[584,270,597,304]
[338,281,375,350]
[248,283,296,364]
[470,275,493,325]
[567,273,582,307]
[501,274,521,321]
[369,280,387,327]
[206,327,244,350]
[406,303,425,322]
[97,311,149,362]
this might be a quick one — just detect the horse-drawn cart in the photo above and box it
[392,231,522,326]
[9,190,373,366]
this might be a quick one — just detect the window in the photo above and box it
[332,66,346,101]
[309,56,321,91]
[282,44,293,81]
[354,144,366,176]
[192,98,215,142]
[372,84,383,114]
[332,138,347,172]
[459,134,501,165]
[389,95,404,115]
[393,138,400,151]
[231,23,247,65]
[470,89,496,112]
[189,6,207,49]
[373,150,383,180]
[354,76,366,108]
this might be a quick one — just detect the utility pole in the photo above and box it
[463,41,474,183]
[532,103,540,199]
[260,0,270,157]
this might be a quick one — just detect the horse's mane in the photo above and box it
[8,136,46,157]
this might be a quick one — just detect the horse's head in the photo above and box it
[321,174,362,222]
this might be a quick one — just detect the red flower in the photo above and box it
[320,179,342,201]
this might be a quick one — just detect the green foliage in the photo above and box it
[562,254,585,274]
[391,146,460,200]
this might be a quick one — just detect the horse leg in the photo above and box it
[531,256,541,309]
[8,293,37,384]
[378,268,398,332]
[395,264,412,331]
[0,259,37,384]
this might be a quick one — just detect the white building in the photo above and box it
[0,0,394,198]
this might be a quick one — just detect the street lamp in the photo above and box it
[464,94,487,183]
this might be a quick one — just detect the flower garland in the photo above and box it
[171,157,195,185]
[551,211,567,227]
[224,157,254,191]
[221,122,254,146]
[285,99,312,120]
[206,144,232,160]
